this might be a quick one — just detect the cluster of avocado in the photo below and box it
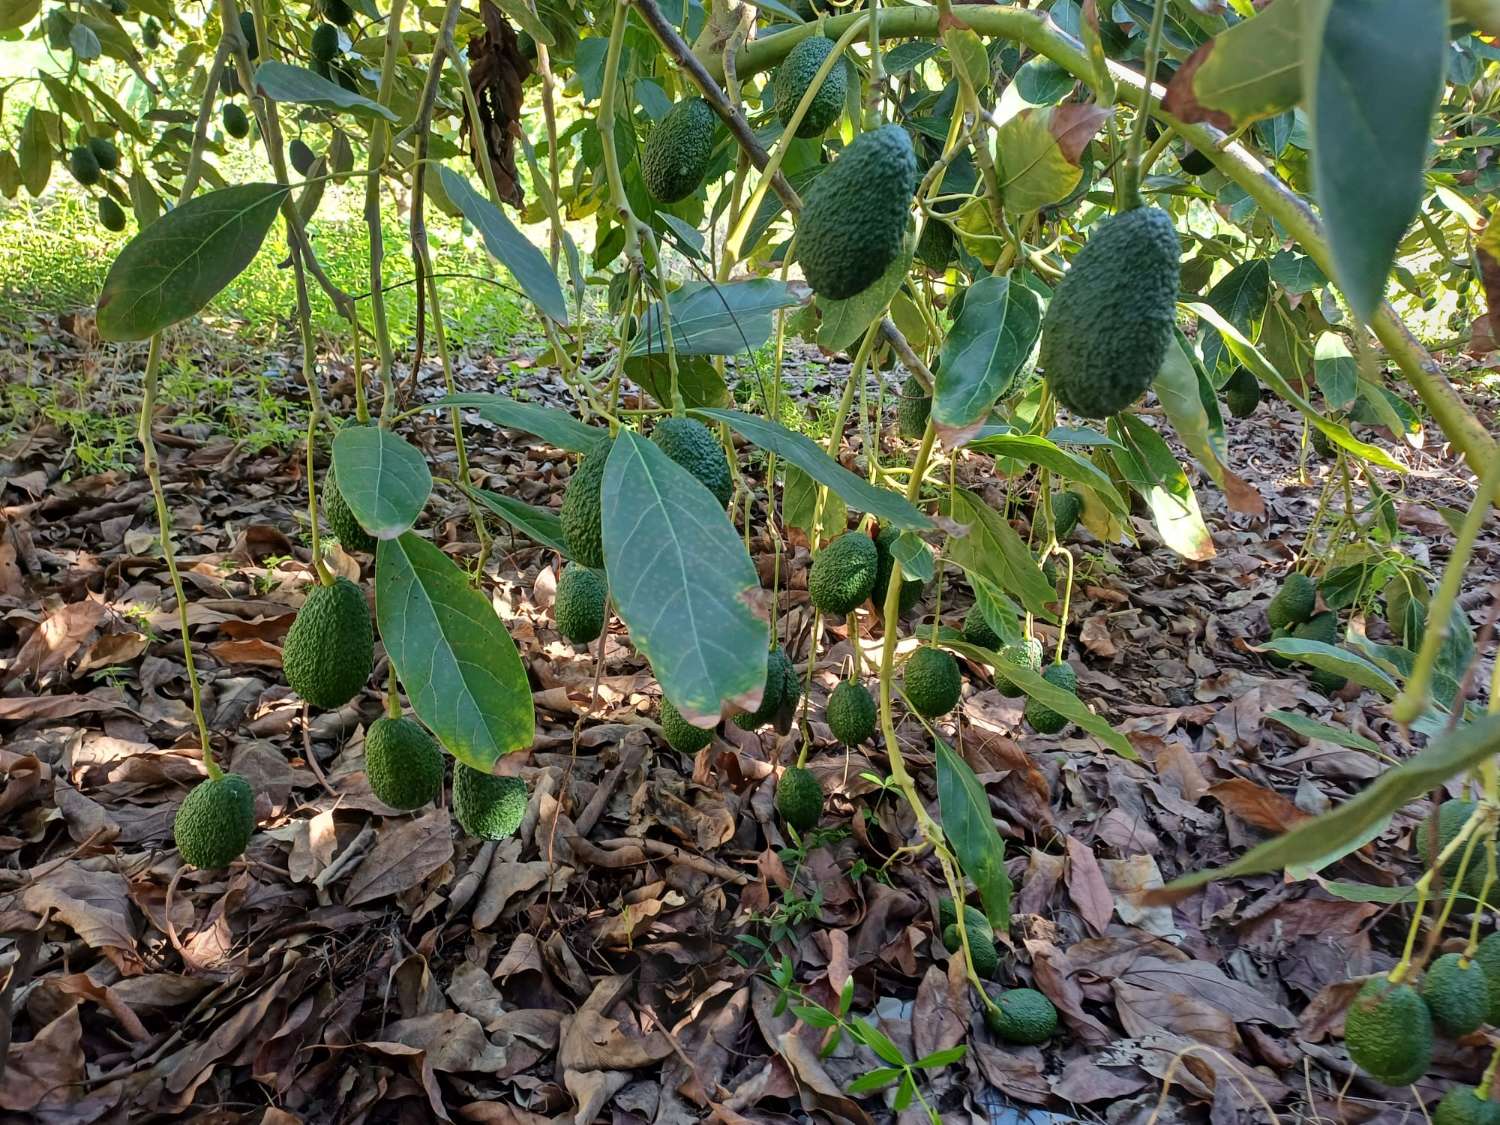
[1039,205,1181,419]
[1345,934,1500,1096]
[959,613,1080,735]
[937,898,1059,1044]
[1263,572,1347,694]
[63,136,131,232]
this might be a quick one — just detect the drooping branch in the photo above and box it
[706,4,1494,474]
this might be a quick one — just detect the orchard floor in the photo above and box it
[2,312,1499,1125]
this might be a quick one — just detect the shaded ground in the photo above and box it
[1,310,1498,1125]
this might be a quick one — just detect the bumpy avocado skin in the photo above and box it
[916,218,955,271]
[962,606,1001,651]
[1053,491,1083,539]
[734,648,798,730]
[808,531,879,616]
[1024,661,1078,734]
[660,697,715,753]
[1267,572,1317,630]
[365,716,444,811]
[996,637,1044,698]
[775,765,824,832]
[282,577,374,709]
[652,417,732,506]
[1344,977,1433,1086]
[324,466,377,552]
[560,443,610,569]
[796,124,918,300]
[642,98,716,203]
[903,647,961,719]
[453,765,528,840]
[1421,953,1489,1036]
[1475,933,1500,1023]
[554,563,608,645]
[870,524,924,616]
[943,923,1000,976]
[774,36,847,138]
[985,988,1058,1044]
[174,773,256,868]
[825,680,877,745]
[896,374,931,439]
[1039,207,1181,418]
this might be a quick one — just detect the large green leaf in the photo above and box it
[1264,710,1383,756]
[1190,303,1405,471]
[934,274,1042,444]
[253,60,400,123]
[695,409,933,530]
[1109,415,1216,561]
[376,534,535,771]
[818,235,914,352]
[464,485,569,556]
[936,740,1011,930]
[437,166,568,325]
[966,433,1128,518]
[1198,259,1270,375]
[0,0,42,32]
[331,425,432,540]
[993,104,1108,212]
[629,279,800,358]
[601,431,768,725]
[945,490,1056,621]
[949,639,1137,759]
[783,464,846,542]
[97,183,288,341]
[1305,0,1445,322]
[1163,0,1308,127]
[624,354,729,410]
[1313,331,1358,411]
[422,393,605,454]
[1154,333,1264,516]
[1256,637,1400,697]
[1159,712,1500,897]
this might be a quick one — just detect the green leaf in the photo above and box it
[253,60,400,123]
[850,1018,907,1067]
[847,1068,903,1095]
[892,531,934,583]
[1153,333,1246,510]
[1313,331,1358,411]
[792,1004,838,1029]
[945,489,1056,620]
[422,393,606,454]
[1162,712,1500,895]
[0,0,42,32]
[331,425,432,540]
[696,409,932,530]
[624,353,729,410]
[1255,637,1399,697]
[1306,0,1445,321]
[783,464,846,541]
[1264,710,1384,755]
[601,431,768,725]
[949,639,1138,759]
[1189,303,1405,471]
[1270,249,1328,295]
[913,1045,967,1069]
[817,233,913,351]
[1162,0,1307,127]
[965,434,1128,518]
[1109,414,1216,562]
[375,533,535,771]
[933,274,1042,443]
[1198,258,1270,375]
[18,107,53,198]
[629,279,800,358]
[1319,879,1416,905]
[464,485,568,556]
[936,739,1011,930]
[486,0,553,46]
[97,183,289,341]
[436,166,568,325]
[993,104,1108,212]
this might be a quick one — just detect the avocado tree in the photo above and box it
[8,0,1500,1107]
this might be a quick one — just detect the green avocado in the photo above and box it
[223,102,250,139]
[808,531,879,616]
[962,606,1001,652]
[1024,661,1078,734]
[825,680,877,745]
[642,97,716,203]
[938,898,989,934]
[773,36,846,138]
[98,197,127,232]
[775,765,824,833]
[796,124,918,300]
[325,0,354,26]
[1473,933,1500,1024]
[174,772,256,868]
[870,524,924,615]
[311,22,340,61]
[142,18,161,48]
[942,923,999,976]
[240,11,259,60]
[916,218,954,271]
[1053,491,1082,540]
[985,988,1058,1044]
[903,646,961,719]
[1267,572,1317,631]
[660,697,715,753]
[88,137,119,172]
[282,577,374,709]
[1224,367,1260,418]
[651,417,732,506]
[734,647,799,730]
[996,637,1043,698]
[554,563,608,645]
[1421,953,1489,1037]
[453,765,528,839]
[1039,206,1180,418]
[896,374,931,440]
[68,146,102,186]
[560,442,610,569]
[1433,1086,1500,1125]
[323,465,376,552]
[1343,977,1433,1086]
[289,138,317,176]
[364,716,444,811]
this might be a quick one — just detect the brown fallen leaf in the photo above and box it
[0,1006,84,1111]
[344,808,455,906]
[1064,835,1115,934]
[7,598,107,686]
[1207,777,1308,834]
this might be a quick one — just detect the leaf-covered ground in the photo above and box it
[2,314,1498,1125]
